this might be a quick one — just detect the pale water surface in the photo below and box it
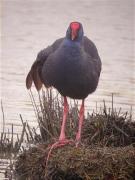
[1,0,135,134]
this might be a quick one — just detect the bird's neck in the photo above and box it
[63,38,82,47]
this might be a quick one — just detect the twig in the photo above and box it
[1,100,5,133]
[111,93,114,114]
[29,89,39,121]
[112,123,129,137]
[129,106,132,121]
[27,123,34,142]
[16,121,26,152]
[11,124,14,151]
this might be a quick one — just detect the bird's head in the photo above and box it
[66,22,84,42]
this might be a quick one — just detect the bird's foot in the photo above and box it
[75,133,83,147]
[75,139,85,148]
[75,139,83,147]
[45,139,74,167]
[75,140,80,147]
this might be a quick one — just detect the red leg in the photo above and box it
[45,97,74,166]
[59,96,68,141]
[75,99,85,146]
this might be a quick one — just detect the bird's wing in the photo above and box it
[26,38,64,91]
[83,36,102,77]
[83,36,100,58]
[26,46,52,91]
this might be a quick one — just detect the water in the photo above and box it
[1,0,135,133]
[0,158,12,179]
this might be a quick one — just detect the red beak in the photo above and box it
[71,29,77,40]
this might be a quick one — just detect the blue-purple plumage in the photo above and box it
[26,22,101,99]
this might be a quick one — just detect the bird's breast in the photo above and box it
[42,44,98,99]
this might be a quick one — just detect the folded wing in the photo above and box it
[26,46,53,91]
[26,38,64,91]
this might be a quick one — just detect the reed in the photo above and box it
[13,89,135,180]
[1,89,135,179]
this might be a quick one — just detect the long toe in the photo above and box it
[45,139,75,167]
[75,139,81,147]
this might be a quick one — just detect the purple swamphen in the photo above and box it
[26,21,102,155]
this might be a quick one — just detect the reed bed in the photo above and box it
[1,89,135,179]
[0,113,40,159]
[15,89,135,180]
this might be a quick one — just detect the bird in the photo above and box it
[26,21,101,150]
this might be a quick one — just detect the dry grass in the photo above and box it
[13,89,135,180]
[15,144,135,180]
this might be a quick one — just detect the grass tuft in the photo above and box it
[14,89,135,180]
